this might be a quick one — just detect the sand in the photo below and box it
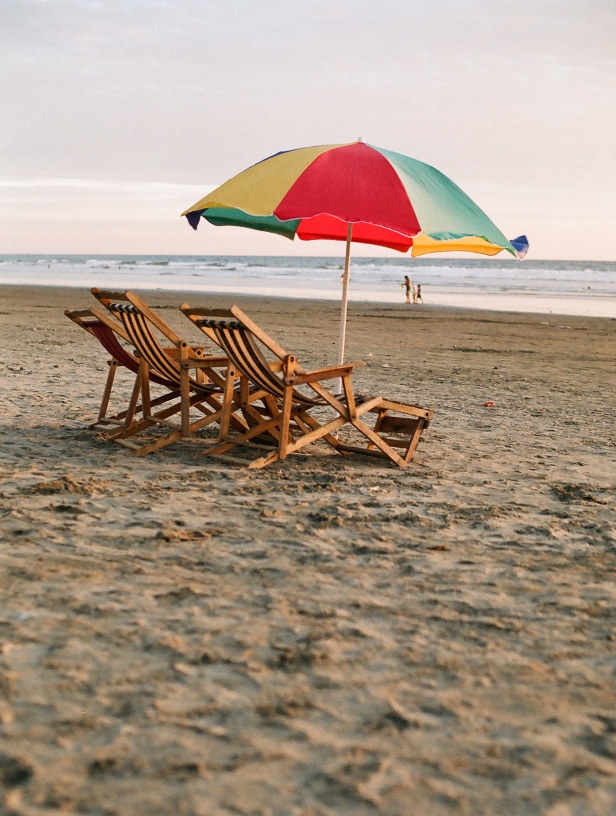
[0,284,614,816]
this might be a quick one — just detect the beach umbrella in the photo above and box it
[182,141,527,366]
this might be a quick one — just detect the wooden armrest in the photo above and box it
[195,355,229,367]
[181,355,229,369]
[287,363,358,385]
[163,345,208,358]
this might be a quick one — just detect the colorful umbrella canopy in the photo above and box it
[182,141,527,366]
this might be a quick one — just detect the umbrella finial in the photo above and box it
[357,136,364,142]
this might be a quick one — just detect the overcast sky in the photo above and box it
[2,0,615,259]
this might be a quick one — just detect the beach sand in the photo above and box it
[0,284,614,816]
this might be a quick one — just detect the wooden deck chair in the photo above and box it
[180,303,434,469]
[89,288,241,456]
[92,288,264,456]
[64,307,182,430]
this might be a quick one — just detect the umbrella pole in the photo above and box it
[335,223,353,394]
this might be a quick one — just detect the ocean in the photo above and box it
[1,254,614,318]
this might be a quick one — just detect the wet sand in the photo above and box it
[1,285,615,815]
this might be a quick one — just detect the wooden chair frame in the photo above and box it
[181,303,433,469]
[64,307,182,430]
[89,289,243,456]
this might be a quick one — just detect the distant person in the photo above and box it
[412,284,418,304]
[416,284,424,303]
[401,275,412,304]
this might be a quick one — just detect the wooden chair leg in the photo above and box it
[351,417,408,467]
[366,407,387,451]
[341,373,357,419]
[218,366,237,441]
[179,343,191,436]
[278,386,294,460]
[98,360,118,421]
[104,371,142,439]
[404,418,426,462]
[139,358,152,420]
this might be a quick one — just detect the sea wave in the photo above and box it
[1,254,614,318]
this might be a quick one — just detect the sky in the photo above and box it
[1,0,615,260]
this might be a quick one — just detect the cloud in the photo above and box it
[1,1,615,258]
[0,178,211,195]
